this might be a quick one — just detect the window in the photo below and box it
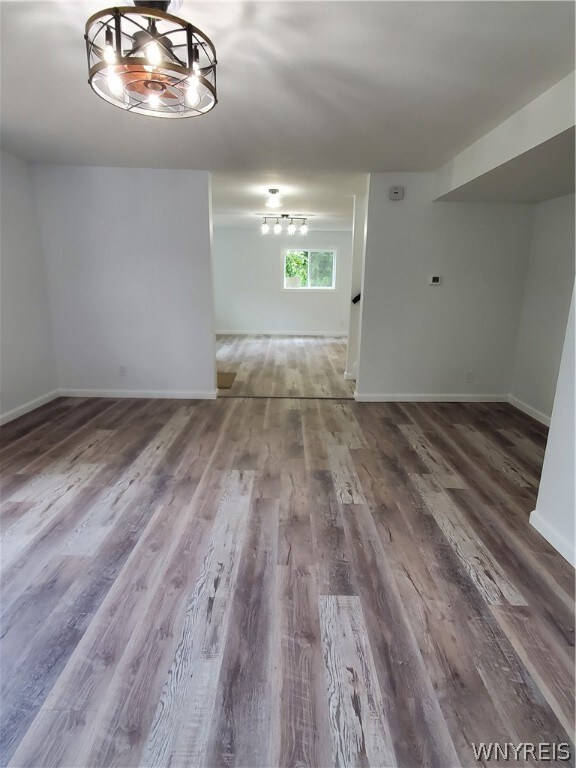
[284,249,336,290]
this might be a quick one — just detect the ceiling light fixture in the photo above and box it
[265,189,283,209]
[260,215,309,235]
[84,0,217,118]
[103,28,117,64]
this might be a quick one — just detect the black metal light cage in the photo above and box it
[85,5,217,118]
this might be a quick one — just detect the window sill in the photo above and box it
[283,287,336,292]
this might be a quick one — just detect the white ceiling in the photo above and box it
[437,128,575,203]
[211,171,365,229]
[1,1,574,173]
[1,1,573,225]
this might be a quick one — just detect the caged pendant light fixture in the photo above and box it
[84,1,217,118]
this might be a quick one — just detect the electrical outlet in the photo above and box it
[119,365,127,378]
[465,371,474,384]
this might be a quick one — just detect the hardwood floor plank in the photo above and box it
[269,566,332,768]
[319,594,397,768]
[341,503,460,767]
[490,605,574,738]
[369,498,527,763]
[447,487,574,641]
[9,708,99,768]
[310,491,356,596]
[380,471,573,763]
[410,474,527,606]
[454,424,539,489]
[326,445,367,505]
[139,470,255,768]
[277,458,314,567]
[5,476,172,766]
[75,516,213,768]
[395,403,534,511]
[204,498,278,768]
[399,424,467,488]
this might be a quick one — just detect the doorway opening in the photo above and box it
[210,172,368,399]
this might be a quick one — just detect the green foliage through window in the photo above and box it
[285,251,308,287]
[284,250,335,289]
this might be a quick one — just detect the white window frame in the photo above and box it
[282,248,338,291]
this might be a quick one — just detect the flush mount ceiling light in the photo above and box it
[84,0,217,118]
[265,189,283,209]
[261,214,309,235]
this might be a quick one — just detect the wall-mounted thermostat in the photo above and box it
[389,185,404,201]
[428,275,442,285]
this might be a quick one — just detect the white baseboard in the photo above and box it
[353,392,507,403]
[344,371,356,381]
[507,394,551,426]
[530,509,575,566]
[216,330,347,337]
[59,388,218,400]
[0,390,60,426]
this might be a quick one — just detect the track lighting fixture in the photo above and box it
[260,214,309,235]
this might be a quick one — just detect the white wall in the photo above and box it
[356,172,532,400]
[345,186,369,378]
[213,228,353,335]
[33,165,216,398]
[530,284,575,565]
[510,193,575,422]
[434,71,575,199]
[1,151,57,422]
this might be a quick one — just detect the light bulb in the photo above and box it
[147,41,162,66]
[273,222,282,235]
[261,222,270,234]
[103,28,116,64]
[192,45,200,73]
[148,93,161,109]
[186,76,200,106]
[103,44,116,65]
[300,223,308,235]
[265,189,282,209]
[108,74,123,98]
[287,222,296,235]
[187,87,200,107]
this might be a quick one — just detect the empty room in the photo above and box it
[0,2,574,767]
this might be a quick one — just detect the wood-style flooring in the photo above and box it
[0,395,574,767]
[216,335,355,398]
